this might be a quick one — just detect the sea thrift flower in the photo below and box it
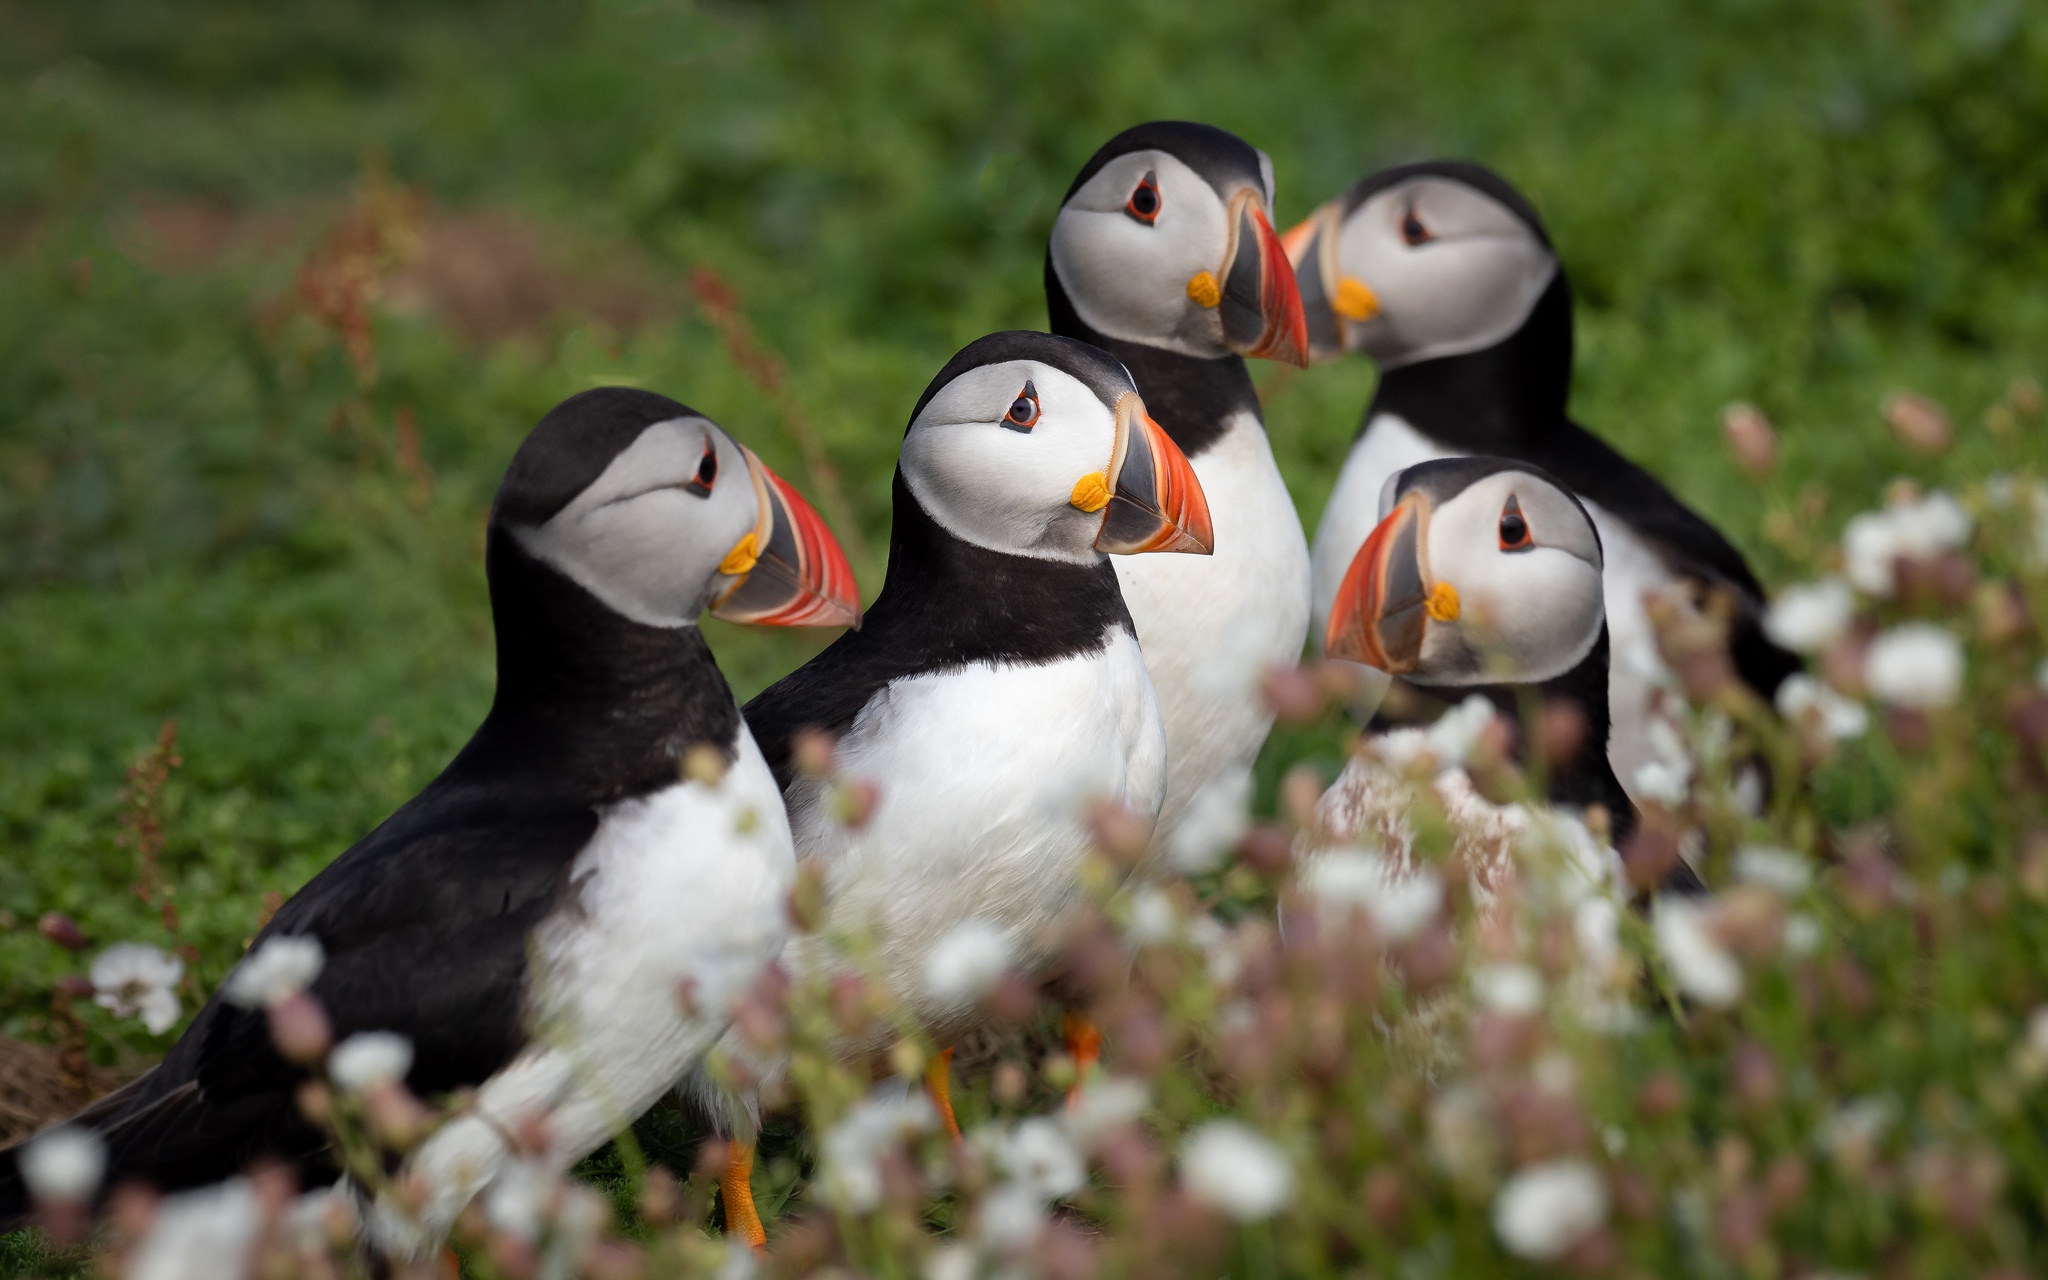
[1471,963,1544,1016]
[819,1092,936,1212]
[999,1119,1085,1199]
[1299,847,1443,942]
[977,1181,1046,1248]
[1492,1158,1609,1260]
[1776,675,1869,740]
[327,1031,414,1094]
[1843,492,1971,596]
[19,1127,105,1205]
[128,1178,263,1280]
[91,943,184,1034]
[1632,761,1689,806]
[1764,579,1855,653]
[1734,845,1814,896]
[1167,770,1250,872]
[1865,624,1965,708]
[923,919,1013,1005]
[1181,1121,1292,1221]
[1062,1076,1150,1147]
[222,935,324,1008]
[1654,897,1742,1006]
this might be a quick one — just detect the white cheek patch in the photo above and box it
[900,363,1120,564]
[1340,185,1558,368]
[1049,152,1232,357]
[1420,475,1604,684]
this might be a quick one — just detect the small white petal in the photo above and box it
[1733,845,1813,896]
[923,919,1014,1006]
[91,943,185,1034]
[1180,1121,1292,1221]
[1492,1158,1609,1260]
[1631,761,1690,806]
[998,1118,1085,1200]
[1865,624,1965,709]
[222,935,324,1008]
[1471,963,1545,1016]
[1299,847,1442,942]
[128,1179,262,1280]
[1123,886,1180,945]
[327,1031,414,1094]
[1764,579,1856,653]
[20,1127,105,1205]
[1061,1076,1150,1147]
[1654,897,1742,1006]
[1166,770,1251,873]
[1776,675,1869,741]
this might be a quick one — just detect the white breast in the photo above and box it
[782,626,1166,1040]
[1111,410,1310,853]
[1309,416,1690,808]
[392,728,795,1241]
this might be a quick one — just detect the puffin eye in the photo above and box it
[1498,496,1533,552]
[1401,208,1433,247]
[684,439,719,498]
[1124,171,1162,225]
[1002,381,1041,432]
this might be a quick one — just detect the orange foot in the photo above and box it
[923,1046,963,1141]
[720,1141,767,1251]
[1064,1012,1102,1106]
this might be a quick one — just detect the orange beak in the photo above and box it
[1280,202,1351,364]
[1094,394,1214,556]
[1325,495,1429,671]
[710,450,863,629]
[1219,192,1310,367]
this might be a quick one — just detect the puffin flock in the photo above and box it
[0,120,1799,1253]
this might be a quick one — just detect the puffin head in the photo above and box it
[494,387,861,630]
[1282,161,1558,368]
[900,331,1214,565]
[1326,456,1602,686]
[1048,121,1309,366]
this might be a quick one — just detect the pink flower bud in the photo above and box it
[1720,402,1778,477]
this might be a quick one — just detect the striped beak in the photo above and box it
[710,449,862,629]
[1093,394,1214,556]
[1219,190,1310,367]
[1279,201,1354,365]
[1325,494,1430,671]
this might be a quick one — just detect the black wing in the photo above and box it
[0,780,594,1219]
[1524,419,1802,699]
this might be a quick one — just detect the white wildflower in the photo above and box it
[1631,761,1689,806]
[1843,490,1971,596]
[1653,897,1741,1006]
[1492,1158,1609,1261]
[1180,1121,1292,1221]
[1471,963,1544,1016]
[1764,578,1856,652]
[1186,914,1244,987]
[541,1185,607,1280]
[924,1243,977,1280]
[221,935,324,1008]
[819,1090,935,1213]
[128,1178,262,1280]
[484,1157,554,1241]
[1865,623,1965,708]
[1425,695,1500,768]
[1062,1075,1150,1146]
[1784,913,1824,958]
[91,943,183,1035]
[327,1031,414,1094]
[999,1118,1085,1200]
[1298,847,1442,942]
[1123,885,1180,945]
[1734,845,1813,896]
[1776,675,1869,740]
[978,1180,1045,1248]
[1427,1084,1497,1187]
[19,1127,105,1205]
[1167,770,1250,873]
[1819,1095,1897,1171]
[923,919,1013,1006]
[713,1240,760,1280]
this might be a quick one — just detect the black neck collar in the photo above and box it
[461,528,741,803]
[1364,270,1575,450]
[1044,255,1262,459]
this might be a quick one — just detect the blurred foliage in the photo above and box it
[0,0,2044,1222]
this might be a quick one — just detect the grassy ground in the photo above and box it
[1,0,2043,1146]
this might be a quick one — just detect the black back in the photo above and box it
[0,399,744,1217]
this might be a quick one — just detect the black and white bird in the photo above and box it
[1285,161,1800,801]
[0,388,860,1243]
[703,331,1213,1244]
[1045,120,1312,863]
[1311,456,1702,896]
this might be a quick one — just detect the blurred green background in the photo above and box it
[1,0,2044,1057]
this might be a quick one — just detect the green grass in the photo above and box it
[1,0,2043,1130]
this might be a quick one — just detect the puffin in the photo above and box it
[702,330,1213,1246]
[1284,161,1801,801]
[1044,120,1313,863]
[1314,455,1702,890]
[0,388,860,1247]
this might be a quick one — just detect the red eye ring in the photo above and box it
[1002,381,1041,432]
[1498,496,1533,551]
[1401,207,1432,247]
[684,438,718,498]
[1124,170,1162,225]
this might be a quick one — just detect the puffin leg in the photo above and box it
[1064,1011,1102,1103]
[923,1046,963,1141]
[720,1142,768,1250]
